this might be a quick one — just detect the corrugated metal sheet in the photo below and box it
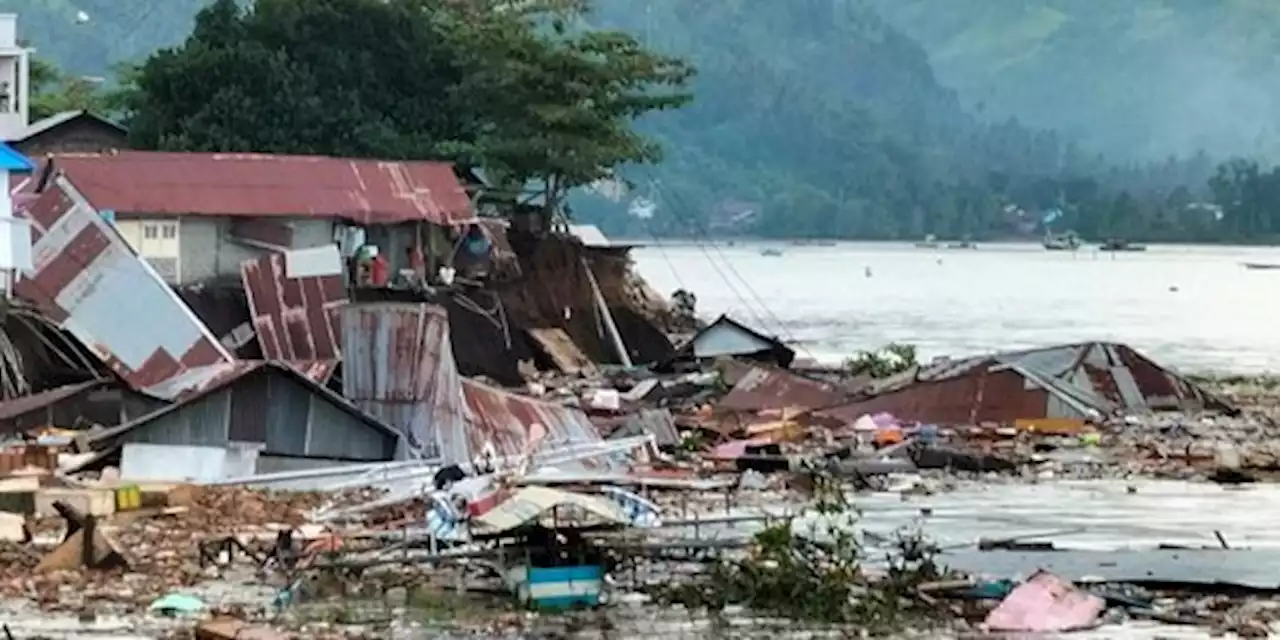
[472,486,630,534]
[824,342,1227,426]
[138,361,265,402]
[364,302,610,467]
[719,366,846,413]
[50,151,477,226]
[94,361,401,461]
[341,303,452,458]
[462,378,609,466]
[241,247,347,363]
[15,177,237,389]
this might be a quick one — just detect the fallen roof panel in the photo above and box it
[15,177,236,390]
[242,246,347,363]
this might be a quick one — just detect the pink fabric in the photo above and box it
[985,571,1104,632]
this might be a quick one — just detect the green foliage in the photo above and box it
[441,0,692,214]
[651,474,943,631]
[116,0,689,219]
[843,344,920,379]
[14,0,1280,242]
[28,57,123,120]
[867,0,1280,162]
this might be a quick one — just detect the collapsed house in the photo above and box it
[821,342,1232,426]
[0,146,677,477]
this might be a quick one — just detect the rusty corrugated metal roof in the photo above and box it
[461,378,608,465]
[15,176,237,389]
[49,151,477,226]
[719,366,847,413]
[241,247,347,363]
[351,301,610,466]
[822,342,1226,426]
[340,302,459,458]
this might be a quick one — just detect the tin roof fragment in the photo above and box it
[15,176,236,389]
[719,365,847,414]
[823,342,1231,425]
[340,302,613,469]
[242,245,347,363]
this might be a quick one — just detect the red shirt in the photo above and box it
[370,255,389,286]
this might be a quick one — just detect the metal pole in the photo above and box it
[580,257,633,368]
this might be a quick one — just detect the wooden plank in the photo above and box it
[527,328,597,375]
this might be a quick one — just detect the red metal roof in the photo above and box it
[241,248,347,363]
[49,151,477,226]
[341,303,463,458]
[719,366,847,413]
[15,177,237,389]
[340,301,610,467]
[820,342,1229,426]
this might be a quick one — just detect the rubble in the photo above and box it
[0,150,1276,635]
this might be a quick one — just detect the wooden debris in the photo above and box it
[196,617,288,640]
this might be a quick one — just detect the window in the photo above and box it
[161,223,177,239]
[143,224,158,239]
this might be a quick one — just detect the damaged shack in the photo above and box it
[0,146,680,478]
[823,341,1233,426]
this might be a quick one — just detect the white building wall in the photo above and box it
[0,15,30,142]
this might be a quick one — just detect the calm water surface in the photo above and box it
[630,242,1280,373]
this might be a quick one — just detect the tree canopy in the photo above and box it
[120,0,691,216]
[28,57,121,121]
[17,0,1280,242]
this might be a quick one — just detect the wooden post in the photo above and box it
[81,515,96,568]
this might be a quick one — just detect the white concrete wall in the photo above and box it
[176,216,335,284]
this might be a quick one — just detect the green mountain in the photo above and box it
[866,0,1280,161]
[6,0,1265,240]
[1,1,205,76]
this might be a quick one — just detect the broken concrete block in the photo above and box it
[0,511,27,542]
[35,488,115,517]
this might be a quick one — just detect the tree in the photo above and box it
[444,0,692,218]
[28,57,121,121]
[121,0,692,222]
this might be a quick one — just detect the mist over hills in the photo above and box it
[10,0,1277,239]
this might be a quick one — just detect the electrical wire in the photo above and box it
[641,171,818,360]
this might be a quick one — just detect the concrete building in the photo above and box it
[31,150,477,284]
[0,15,30,145]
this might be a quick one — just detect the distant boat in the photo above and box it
[946,236,977,249]
[1243,262,1280,270]
[760,248,784,257]
[790,239,837,247]
[1043,231,1081,251]
[914,234,939,249]
[1100,238,1147,252]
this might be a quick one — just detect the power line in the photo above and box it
[644,179,775,333]
[641,173,817,360]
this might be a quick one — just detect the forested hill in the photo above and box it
[7,1,1278,241]
[866,0,1280,162]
